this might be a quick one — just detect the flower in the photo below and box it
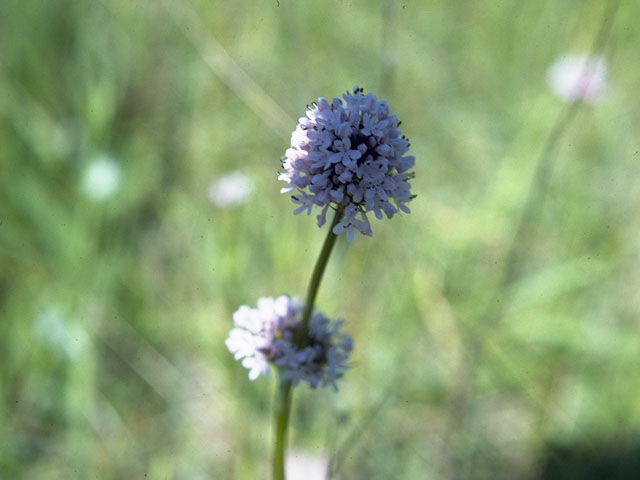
[81,153,121,200]
[208,170,255,208]
[546,53,608,104]
[279,86,415,242]
[34,305,88,360]
[286,450,332,480]
[225,296,353,390]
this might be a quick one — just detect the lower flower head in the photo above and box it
[225,295,353,390]
[279,86,415,242]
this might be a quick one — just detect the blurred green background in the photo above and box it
[2,0,640,478]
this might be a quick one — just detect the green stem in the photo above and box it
[295,207,344,346]
[272,207,344,480]
[272,376,292,480]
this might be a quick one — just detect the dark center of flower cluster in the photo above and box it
[350,128,377,166]
[308,335,330,365]
[258,324,331,367]
[319,125,381,191]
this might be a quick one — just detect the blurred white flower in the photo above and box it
[82,154,121,200]
[546,53,608,104]
[34,306,88,359]
[208,170,254,207]
[286,450,334,480]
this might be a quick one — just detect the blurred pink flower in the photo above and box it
[546,53,608,104]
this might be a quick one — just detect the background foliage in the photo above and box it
[2,0,639,478]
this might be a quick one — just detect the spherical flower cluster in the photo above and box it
[279,86,415,242]
[225,296,353,391]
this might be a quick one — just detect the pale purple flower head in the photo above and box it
[279,86,415,242]
[225,295,353,390]
[546,53,608,104]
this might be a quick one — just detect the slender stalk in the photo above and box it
[295,207,344,346]
[272,376,292,480]
[272,207,344,480]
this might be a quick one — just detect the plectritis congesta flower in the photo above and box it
[225,296,353,390]
[546,53,608,104]
[279,86,415,242]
